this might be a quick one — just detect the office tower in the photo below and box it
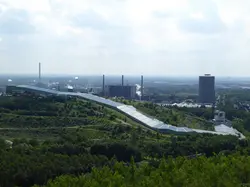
[199,74,215,104]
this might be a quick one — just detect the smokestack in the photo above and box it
[122,75,124,86]
[102,75,105,96]
[39,62,41,81]
[141,75,144,100]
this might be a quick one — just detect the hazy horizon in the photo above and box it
[0,0,250,76]
[1,74,250,80]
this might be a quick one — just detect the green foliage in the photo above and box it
[114,99,214,130]
[0,96,126,128]
[0,138,109,187]
[216,90,250,136]
[1,95,250,187]
[39,154,250,187]
[90,143,142,162]
[174,106,213,120]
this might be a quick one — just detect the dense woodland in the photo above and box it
[37,154,250,187]
[0,95,250,186]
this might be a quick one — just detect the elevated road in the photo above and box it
[16,85,244,138]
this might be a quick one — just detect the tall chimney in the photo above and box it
[102,75,105,96]
[39,62,41,81]
[141,75,144,100]
[122,75,124,86]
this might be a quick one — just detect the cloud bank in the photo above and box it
[0,0,250,76]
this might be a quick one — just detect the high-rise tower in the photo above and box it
[198,74,215,104]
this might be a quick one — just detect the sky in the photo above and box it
[0,0,250,76]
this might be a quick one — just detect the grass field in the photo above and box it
[0,95,216,144]
[0,96,160,142]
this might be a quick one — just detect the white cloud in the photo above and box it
[0,0,250,76]
[190,12,204,19]
[3,0,51,12]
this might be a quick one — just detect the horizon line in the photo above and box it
[1,73,250,78]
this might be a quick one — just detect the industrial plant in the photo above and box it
[5,63,218,105]
[5,63,219,107]
[6,63,145,101]
[102,74,144,100]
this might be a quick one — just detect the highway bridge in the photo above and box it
[16,85,244,138]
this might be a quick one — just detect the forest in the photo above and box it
[36,154,250,187]
[0,95,250,187]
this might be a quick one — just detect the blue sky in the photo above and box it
[0,0,250,76]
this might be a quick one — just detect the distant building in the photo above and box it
[0,87,4,93]
[34,82,47,88]
[105,85,136,99]
[214,110,226,123]
[6,85,24,95]
[199,74,215,104]
[68,87,74,92]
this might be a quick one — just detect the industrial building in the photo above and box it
[105,85,136,99]
[6,85,24,95]
[198,74,215,104]
[102,75,140,99]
